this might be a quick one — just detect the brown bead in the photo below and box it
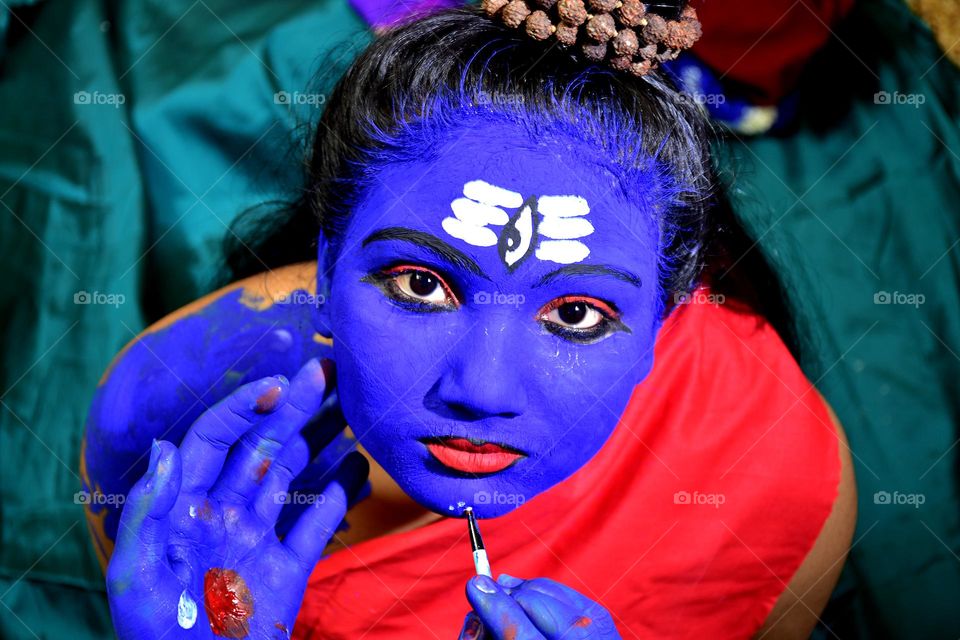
[609,55,633,71]
[637,43,658,60]
[642,13,669,44]
[585,14,617,42]
[663,17,702,50]
[618,0,646,27]
[482,0,510,16]
[555,21,580,45]
[681,5,697,20]
[581,41,608,61]
[611,28,639,56]
[656,47,681,62]
[557,0,588,26]
[588,0,619,12]
[525,10,555,40]
[630,59,653,76]
[501,0,532,27]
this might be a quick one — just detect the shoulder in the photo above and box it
[81,262,325,569]
[756,398,857,638]
[609,294,853,636]
[667,296,856,636]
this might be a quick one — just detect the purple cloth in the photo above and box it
[349,0,462,28]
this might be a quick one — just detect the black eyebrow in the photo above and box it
[361,227,488,278]
[534,264,643,289]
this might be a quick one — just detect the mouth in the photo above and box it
[421,436,526,475]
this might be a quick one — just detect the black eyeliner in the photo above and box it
[361,268,460,313]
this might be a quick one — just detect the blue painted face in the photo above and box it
[321,119,664,518]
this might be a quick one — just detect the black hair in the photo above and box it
[224,5,801,356]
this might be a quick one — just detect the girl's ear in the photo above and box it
[312,232,333,340]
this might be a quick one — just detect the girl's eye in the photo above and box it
[543,301,604,330]
[536,295,629,344]
[364,265,459,311]
[394,270,449,303]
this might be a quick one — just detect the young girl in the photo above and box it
[83,4,856,638]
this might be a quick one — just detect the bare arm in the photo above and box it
[756,398,857,639]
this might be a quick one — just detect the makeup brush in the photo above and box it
[464,507,492,578]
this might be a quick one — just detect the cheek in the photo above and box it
[532,342,651,465]
[328,279,459,425]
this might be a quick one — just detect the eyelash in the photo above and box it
[362,264,460,312]
[535,295,628,345]
[362,265,630,343]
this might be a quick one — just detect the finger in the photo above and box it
[283,451,369,567]
[178,375,289,493]
[466,575,545,640]
[510,578,598,613]
[269,456,372,539]
[511,588,596,639]
[252,400,351,524]
[458,611,486,640]
[509,578,616,638]
[210,358,334,502]
[272,390,346,476]
[107,440,181,594]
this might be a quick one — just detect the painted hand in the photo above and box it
[106,358,369,639]
[461,575,621,639]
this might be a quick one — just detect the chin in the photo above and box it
[389,452,550,519]
[352,421,598,519]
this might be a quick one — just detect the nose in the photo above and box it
[431,323,529,420]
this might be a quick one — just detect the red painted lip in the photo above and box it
[424,437,525,474]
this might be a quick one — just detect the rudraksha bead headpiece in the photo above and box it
[482,0,702,76]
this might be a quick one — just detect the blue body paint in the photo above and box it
[82,287,347,548]
[91,92,689,640]
[320,118,667,518]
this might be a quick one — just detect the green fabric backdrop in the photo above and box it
[0,0,956,637]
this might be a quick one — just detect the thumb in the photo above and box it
[108,440,182,594]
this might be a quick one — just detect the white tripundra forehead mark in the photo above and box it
[538,195,589,217]
[441,179,594,270]
[462,179,524,208]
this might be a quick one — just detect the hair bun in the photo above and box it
[481,0,702,77]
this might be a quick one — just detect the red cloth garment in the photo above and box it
[691,0,856,104]
[294,296,841,639]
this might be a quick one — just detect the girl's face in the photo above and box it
[322,121,664,517]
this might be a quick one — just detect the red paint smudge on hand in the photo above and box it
[255,385,283,413]
[574,616,592,627]
[204,568,255,638]
[256,459,271,482]
[197,499,214,521]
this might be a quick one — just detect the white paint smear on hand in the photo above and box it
[178,590,198,629]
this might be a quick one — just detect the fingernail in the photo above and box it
[299,358,326,389]
[472,575,498,594]
[253,380,285,414]
[276,374,289,386]
[459,611,483,640]
[497,573,524,588]
[147,439,161,476]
